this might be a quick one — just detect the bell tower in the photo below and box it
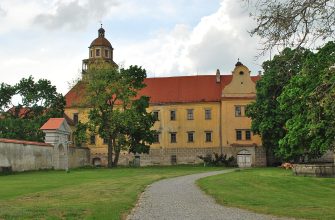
[82,25,118,74]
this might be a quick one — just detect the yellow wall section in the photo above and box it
[221,100,261,146]
[221,64,261,147]
[65,102,221,150]
[148,102,221,149]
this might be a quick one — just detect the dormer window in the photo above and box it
[96,49,100,57]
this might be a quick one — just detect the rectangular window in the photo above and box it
[170,132,177,143]
[187,109,194,120]
[205,131,212,142]
[246,130,251,140]
[187,132,194,142]
[235,106,242,117]
[96,49,100,57]
[153,111,159,121]
[170,110,176,121]
[90,135,96,145]
[236,130,242,140]
[73,113,78,125]
[103,137,108,144]
[153,133,159,143]
[105,50,109,58]
[90,50,93,58]
[205,109,211,120]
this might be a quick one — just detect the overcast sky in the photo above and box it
[0,0,269,95]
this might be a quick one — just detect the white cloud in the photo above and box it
[0,1,43,33]
[117,0,266,77]
[33,0,119,30]
[0,4,7,17]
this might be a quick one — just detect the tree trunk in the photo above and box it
[107,137,114,168]
[113,148,120,167]
[111,138,120,167]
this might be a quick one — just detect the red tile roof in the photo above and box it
[40,118,65,130]
[139,75,232,104]
[65,82,86,107]
[65,75,260,107]
[0,138,52,147]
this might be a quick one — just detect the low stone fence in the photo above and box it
[0,138,90,172]
[0,138,54,172]
[293,163,335,177]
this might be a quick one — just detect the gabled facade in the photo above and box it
[65,28,266,167]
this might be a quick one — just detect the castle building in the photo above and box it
[65,27,266,167]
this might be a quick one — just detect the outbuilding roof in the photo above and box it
[40,118,66,130]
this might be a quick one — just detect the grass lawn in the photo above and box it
[197,168,335,220]
[0,166,223,220]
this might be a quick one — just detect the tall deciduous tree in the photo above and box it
[83,63,156,167]
[245,0,335,53]
[246,47,312,160]
[278,41,335,161]
[0,76,65,142]
[247,42,335,162]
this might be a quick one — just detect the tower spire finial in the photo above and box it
[235,58,243,66]
[98,23,105,38]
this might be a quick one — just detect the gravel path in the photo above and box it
[127,169,293,220]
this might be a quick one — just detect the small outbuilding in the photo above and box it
[41,118,72,170]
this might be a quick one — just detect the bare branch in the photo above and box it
[244,0,335,54]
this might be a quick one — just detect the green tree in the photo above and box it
[72,121,88,147]
[127,96,156,154]
[278,41,335,161]
[246,47,312,160]
[83,63,156,167]
[0,76,65,142]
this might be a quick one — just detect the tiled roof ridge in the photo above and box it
[146,74,260,79]
[0,138,52,147]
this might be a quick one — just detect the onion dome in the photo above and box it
[89,25,112,48]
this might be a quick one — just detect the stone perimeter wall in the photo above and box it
[93,146,267,167]
[68,147,90,168]
[0,139,90,172]
[0,141,53,172]
[293,164,335,177]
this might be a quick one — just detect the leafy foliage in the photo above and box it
[0,76,65,142]
[246,47,312,159]
[72,121,88,147]
[198,153,237,167]
[277,41,335,161]
[82,62,157,167]
[247,42,335,161]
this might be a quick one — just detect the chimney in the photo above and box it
[216,69,221,83]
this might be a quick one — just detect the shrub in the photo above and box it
[198,153,237,167]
